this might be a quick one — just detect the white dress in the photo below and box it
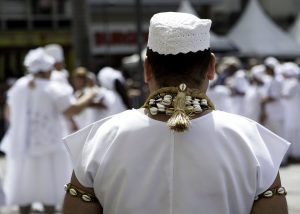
[282,78,300,158]
[1,75,73,206]
[50,69,74,137]
[64,110,289,214]
[264,76,284,137]
[206,85,233,113]
[243,83,268,122]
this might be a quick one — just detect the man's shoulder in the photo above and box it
[212,110,257,128]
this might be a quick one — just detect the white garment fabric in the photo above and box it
[244,84,268,122]
[50,69,70,85]
[50,69,74,136]
[264,75,284,137]
[282,78,300,158]
[97,67,127,111]
[64,110,289,214]
[206,85,233,113]
[97,67,125,91]
[226,70,249,116]
[0,75,73,206]
[74,87,125,129]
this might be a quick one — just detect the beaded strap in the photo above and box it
[64,183,99,203]
[254,187,287,201]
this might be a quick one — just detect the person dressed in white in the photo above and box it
[206,73,233,113]
[0,48,96,214]
[244,64,270,122]
[44,44,70,85]
[281,62,300,161]
[44,43,77,135]
[226,68,249,116]
[97,66,131,111]
[261,58,285,138]
[63,12,290,214]
[72,67,124,129]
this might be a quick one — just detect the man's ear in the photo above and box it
[144,57,153,83]
[207,53,216,80]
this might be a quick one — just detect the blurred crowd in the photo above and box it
[208,55,300,164]
[0,43,299,212]
[0,44,133,213]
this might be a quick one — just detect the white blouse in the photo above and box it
[64,110,290,214]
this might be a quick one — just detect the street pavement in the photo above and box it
[0,157,299,214]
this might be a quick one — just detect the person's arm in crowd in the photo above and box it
[62,172,103,214]
[4,103,10,122]
[63,91,96,118]
[251,173,288,214]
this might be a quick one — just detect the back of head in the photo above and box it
[146,12,212,88]
[144,12,215,132]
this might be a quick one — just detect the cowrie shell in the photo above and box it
[150,107,158,115]
[179,83,187,91]
[69,188,77,196]
[201,99,208,106]
[156,103,164,108]
[186,106,194,111]
[263,190,273,198]
[164,95,172,100]
[149,99,155,105]
[277,187,286,195]
[162,99,171,106]
[186,96,192,101]
[82,194,92,202]
[192,100,200,105]
[64,184,68,191]
[194,106,202,113]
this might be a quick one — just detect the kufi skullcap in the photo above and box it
[147,12,211,55]
[44,44,64,62]
[24,48,55,73]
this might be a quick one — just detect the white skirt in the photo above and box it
[3,148,72,206]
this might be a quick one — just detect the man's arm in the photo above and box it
[251,173,288,214]
[62,171,103,214]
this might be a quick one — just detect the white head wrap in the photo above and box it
[147,12,211,55]
[44,44,64,63]
[97,67,125,91]
[24,48,55,73]
[264,57,279,69]
[251,64,266,82]
[281,62,300,77]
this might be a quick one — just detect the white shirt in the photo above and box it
[64,110,289,214]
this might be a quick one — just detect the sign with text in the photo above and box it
[90,24,148,54]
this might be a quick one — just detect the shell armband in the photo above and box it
[255,187,287,201]
[64,183,99,203]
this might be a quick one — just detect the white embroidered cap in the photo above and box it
[24,47,55,73]
[44,44,64,62]
[147,12,212,55]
